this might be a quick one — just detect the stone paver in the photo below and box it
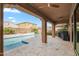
[4,35,75,56]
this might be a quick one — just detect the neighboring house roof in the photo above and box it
[4,21,18,28]
[4,21,38,29]
[17,22,38,29]
[17,22,37,25]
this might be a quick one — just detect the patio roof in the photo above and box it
[26,3,76,24]
[4,3,77,24]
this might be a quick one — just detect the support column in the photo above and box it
[0,4,3,56]
[42,18,47,43]
[68,17,73,42]
[52,23,55,37]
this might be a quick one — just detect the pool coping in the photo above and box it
[4,32,35,39]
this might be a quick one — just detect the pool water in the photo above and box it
[4,34,35,51]
[4,42,25,51]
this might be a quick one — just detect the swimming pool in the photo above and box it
[4,33,35,51]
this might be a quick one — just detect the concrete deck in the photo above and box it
[4,35,75,56]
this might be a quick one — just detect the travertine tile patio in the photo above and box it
[4,35,75,56]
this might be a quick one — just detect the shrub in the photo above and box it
[4,28,15,34]
[33,28,38,34]
[47,32,52,35]
[58,24,68,32]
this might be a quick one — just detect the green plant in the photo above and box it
[33,28,38,34]
[47,32,52,35]
[63,24,68,30]
[59,24,68,32]
[77,29,79,31]
[4,28,15,34]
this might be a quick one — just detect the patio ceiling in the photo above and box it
[4,3,77,24]
[18,3,77,24]
[29,3,76,24]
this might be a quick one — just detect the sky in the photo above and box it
[4,8,51,28]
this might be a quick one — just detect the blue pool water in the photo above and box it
[4,34,35,51]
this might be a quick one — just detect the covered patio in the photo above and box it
[0,3,79,56]
[13,3,76,43]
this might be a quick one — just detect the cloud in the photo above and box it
[8,17,14,19]
[11,20,16,23]
[8,17,16,23]
[4,8,21,13]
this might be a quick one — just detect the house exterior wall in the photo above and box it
[16,23,38,34]
[4,21,38,34]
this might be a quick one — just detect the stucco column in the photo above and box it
[68,17,73,42]
[52,23,55,37]
[0,4,3,56]
[42,18,47,43]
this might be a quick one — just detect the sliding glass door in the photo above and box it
[73,4,79,55]
[76,4,79,55]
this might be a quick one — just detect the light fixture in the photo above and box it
[38,3,60,8]
[57,17,64,21]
